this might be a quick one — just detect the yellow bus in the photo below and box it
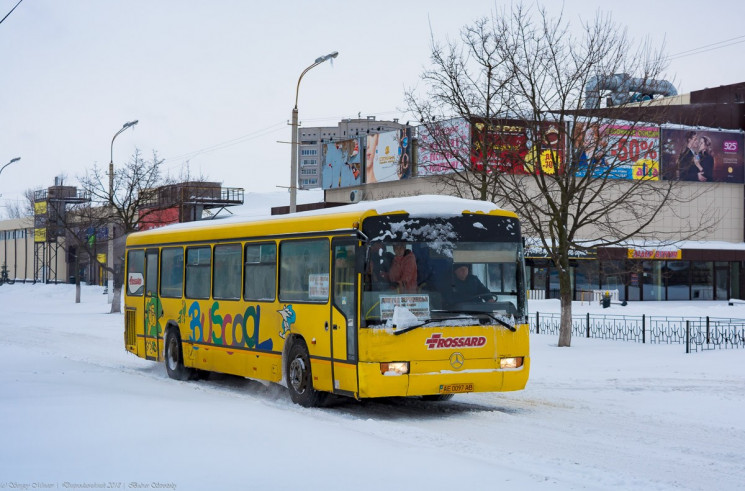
[123,195,530,406]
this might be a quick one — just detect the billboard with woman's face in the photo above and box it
[660,127,744,183]
[364,128,412,183]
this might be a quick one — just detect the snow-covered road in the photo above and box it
[1,284,743,490]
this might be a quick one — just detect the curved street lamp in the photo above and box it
[0,157,20,177]
[106,120,138,301]
[290,51,338,212]
[109,120,139,204]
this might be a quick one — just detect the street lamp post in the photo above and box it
[290,51,338,213]
[0,157,20,177]
[106,120,138,302]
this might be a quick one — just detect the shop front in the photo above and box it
[526,244,745,302]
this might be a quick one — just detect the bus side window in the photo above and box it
[126,249,145,296]
[160,247,184,298]
[213,244,242,300]
[244,243,276,301]
[279,239,329,302]
[185,246,211,299]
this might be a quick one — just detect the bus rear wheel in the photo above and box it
[165,328,194,381]
[286,339,326,407]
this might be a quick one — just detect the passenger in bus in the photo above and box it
[451,263,492,304]
[388,243,417,293]
[413,243,434,289]
[368,242,394,291]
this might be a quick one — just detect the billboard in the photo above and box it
[660,127,744,183]
[574,122,660,180]
[470,119,561,175]
[321,138,363,189]
[417,118,470,176]
[364,128,412,183]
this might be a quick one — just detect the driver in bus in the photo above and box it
[451,263,493,304]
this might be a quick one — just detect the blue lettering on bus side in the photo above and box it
[186,301,273,351]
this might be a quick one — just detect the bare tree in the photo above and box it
[407,4,714,346]
[3,188,37,219]
[76,149,175,313]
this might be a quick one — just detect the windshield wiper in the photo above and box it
[392,310,516,336]
[392,317,461,336]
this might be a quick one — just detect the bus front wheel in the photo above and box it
[165,328,194,381]
[286,339,325,407]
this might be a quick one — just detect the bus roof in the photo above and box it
[126,195,517,246]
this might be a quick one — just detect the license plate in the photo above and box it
[439,383,473,394]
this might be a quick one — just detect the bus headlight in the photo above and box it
[500,357,524,369]
[380,362,409,375]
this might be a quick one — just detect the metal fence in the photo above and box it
[529,312,745,353]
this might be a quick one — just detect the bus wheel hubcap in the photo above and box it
[289,357,306,393]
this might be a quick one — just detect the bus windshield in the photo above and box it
[361,215,526,328]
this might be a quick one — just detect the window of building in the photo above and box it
[300,149,318,157]
[213,244,242,300]
[731,262,741,300]
[160,247,184,298]
[300,168,317,175]
[665,261,690,300]
[279,239,329,302]
[186,246,211,299]
[602,260,629,302]
[691,261,713,300]
[574,260,600,300]
[301,159,317,167]
[642,261,664,300]
[244,243,276,301]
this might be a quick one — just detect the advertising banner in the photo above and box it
[660,127,744,183]
[417,118,470,176]
[364,128,412,183]
[470,119,562,175]
[574,122,660,180]
[321,138,363,189]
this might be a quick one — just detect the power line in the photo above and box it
[159,109,411,170]
[665,34,745,61]
[0,0,23,25]
[160,121,287,167]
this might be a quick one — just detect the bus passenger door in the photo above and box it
[330,239,358,396]
[143,248,161,361]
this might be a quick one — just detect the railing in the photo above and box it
[529,312,745,352]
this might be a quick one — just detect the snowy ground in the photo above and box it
[1,284,744,490]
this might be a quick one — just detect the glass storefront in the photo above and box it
[526,258,743,302]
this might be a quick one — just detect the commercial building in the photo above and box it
[322,81,745,302]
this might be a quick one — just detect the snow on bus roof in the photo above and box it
[139,194,507,234]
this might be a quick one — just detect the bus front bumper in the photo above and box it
[357,357,530,398]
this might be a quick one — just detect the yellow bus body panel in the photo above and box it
[124,198,528,400]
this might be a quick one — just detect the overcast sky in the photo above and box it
[1,0,744,216]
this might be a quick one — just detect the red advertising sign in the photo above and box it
[470,119,562,175]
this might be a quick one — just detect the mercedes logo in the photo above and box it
[449,352,465,369]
